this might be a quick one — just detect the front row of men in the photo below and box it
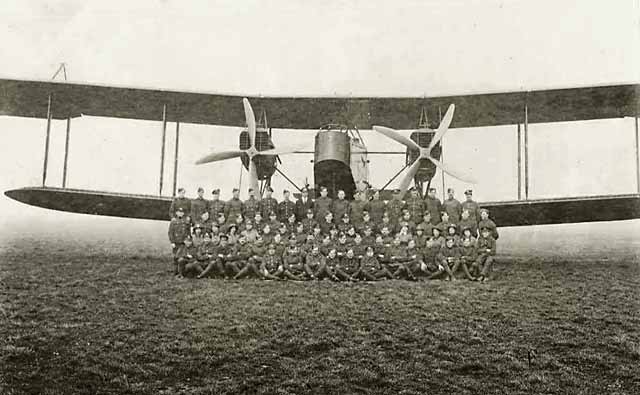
[169,207,497,282]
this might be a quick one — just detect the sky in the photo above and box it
[1,0,640,236]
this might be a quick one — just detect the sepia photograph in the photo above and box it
[1,1,639,394]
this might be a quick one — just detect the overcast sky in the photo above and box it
[1,0,639,230]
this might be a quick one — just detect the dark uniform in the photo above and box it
[208,195,226,219]
[260,194,279,220]
[175,241,202,277]
[405,193,425,223]
[457,238,478,280]
[314,195,333,222]
[190,196,209,224]
[169,197,192,220]
[243,196,260,220]
[462,190,481,222]
[473,232,496,281]
[335,254,359,281]
[168,215,190,274]
[278,198,297,223]
[424,194,443,225]
[435,240,459,280]
[332,198,350,222]
[349,199,367,229]
[443,197,462,224]
[368,196,386,226]
[357,253,381,281]
[226,197,244,220]
[295,193,314,221]
[386,196,406,227]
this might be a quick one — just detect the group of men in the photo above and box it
[167,185,498,282]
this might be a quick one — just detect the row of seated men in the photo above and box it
[168,205,499,282]
[169,184,484,229]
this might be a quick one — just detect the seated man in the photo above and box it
[472,227,496,282]
[419,237,442,278]
[391,238,417,280]
[231,237,261,280]
[198,234,233,279]
[455,236,478,281]
[478,209,499,240]
[175,235,203,278]
[195,233,217,278]
[279,238,305,281]
[354,246,381,281]
[314,248,340,281]
[431,237,458,281]
[260,244,284,280]
[334,248,360,282]
[304,245,325,280]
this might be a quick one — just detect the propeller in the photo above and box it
[372,103,476,198]
[195,98,303,198]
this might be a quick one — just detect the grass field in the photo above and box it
[1,221,639,394]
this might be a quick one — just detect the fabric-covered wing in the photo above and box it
[1,78,638,129]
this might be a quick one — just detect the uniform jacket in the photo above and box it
[243,197,260,220]
[438,245,461,264]
[338,256,360,273]
[349,200,367,226]
[477,236,496,256]
[386,198,406,224]
[461,200,481,222]
[367,199,386,224]
[405,196,425,221]
[278,199,297,222]
[424,196,443,225]
[262,254,282,272]
[332,198,350,221]
[295,197,314,221]
[169,197,192,219]
[168,217,190,244]
[226,198,244,219]
[175,244,198,260]
[360,255,381,272]
[443,198,462,223]
[305,253,325,270]
[259,197,279,219]
[314,196,333,220]
[190,197,209,223]
[301,217,317,234]
[478,219,499,240]
[208,199,226,218]
[459,242,478,261]
[197,241,218,261]
[458,218,479,238]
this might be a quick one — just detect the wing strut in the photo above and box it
[42,94,52,186]
[172,121,180,197]
[158,104,167,195]
[62,117,71,187]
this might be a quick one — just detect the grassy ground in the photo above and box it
[1,229,639,394]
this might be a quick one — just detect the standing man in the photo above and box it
[443,188,462,224]
[209,189,226,219]
[243,188,260,221]
[386,189,406,228]
[349,191,367,230]
[278,190,297,222]
[424,188,443,225]
[314,186,333,222]
[168,207,190,275]
[259,186,279,219]
[331,189,350,222]
[405,187,425,223]
[190,187,209,224]
[169,188,191,221]
[295,188,314,221]
[461,189,481,223]
[226,188,244,220]
[367,189,386,226]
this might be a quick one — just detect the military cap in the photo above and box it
[269,211,278,217]
[178,187,185,193]
[480,227,491,233]
[283,189,290,193]
[480,208,489,213]
[267,243,276,250]
[320,186,328,192]
[184,234,192,241]
[232,188,239,193]
[428,188,437,192]
[465,189,473,195]
[266,186,274,192]
[212,188,220,194]
[447,223,457,231]
[194,223,203,229]
[393,188,401,193]
[176,207,184,212]
[248,188,254,193]
[219,234,229,240]
[306,208,313,213]
[416,223,425,230]
[447,188,454,193]
[342,213,350,218]
[409,186,416,191]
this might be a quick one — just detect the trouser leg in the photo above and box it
[481,256,494,278]
[460,260,476,280]
[234,264,250,280]
[376,267,394,279]
[334,268,351,281]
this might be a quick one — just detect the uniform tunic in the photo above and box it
[243,197,260,220]
[349,200,367,227]
[461,199,481,222]
[169,197,192,219]
[478,219,499,240]
[295,197,314,221]
[226,198,244,220]
[331,198,350,222]
[405,196,425,222]
[208,199,227,219]
[314,196,333,221]
[367,199,386,225]
[443,198,463,223]
[259,197,279,219]
[168,217,190,245]
[190,197,209,223]
[278,199,297,222]
[424,196,443,225]
[386,198,406,225]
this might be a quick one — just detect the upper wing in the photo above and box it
[1,78,638,129]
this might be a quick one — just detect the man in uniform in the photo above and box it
[473,227,496,282]
[386,189,406,228]
[259,186,279,219]
[175,235,203,278]
[314,186,333,221]
[278,190,297,222]
[295,188,314,221]
[168,207,190,275]
[367,189,386,226]
[478,209,499,240]
[405,187,424,222]
[226,188,244,220]
[209,188,226,219]
[190,187,209,225]
[458,209,478,238]
[349,191,367,229]
[443,188,462,224]
[424,188,442,225]
[243,188,260,220]
[169,188,191,221]
[331,189,350,221]
[461,189,481,223]
[301,208,317,234]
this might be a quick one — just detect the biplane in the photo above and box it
[2,77,640,227]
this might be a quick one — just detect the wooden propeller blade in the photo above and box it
[428,103,455,152]
[372,126,422,151]
[195,149,245,165]
[427,155,476,184]
[243,98,256,149]
[398,158,423,198]
[254,144,306,157]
